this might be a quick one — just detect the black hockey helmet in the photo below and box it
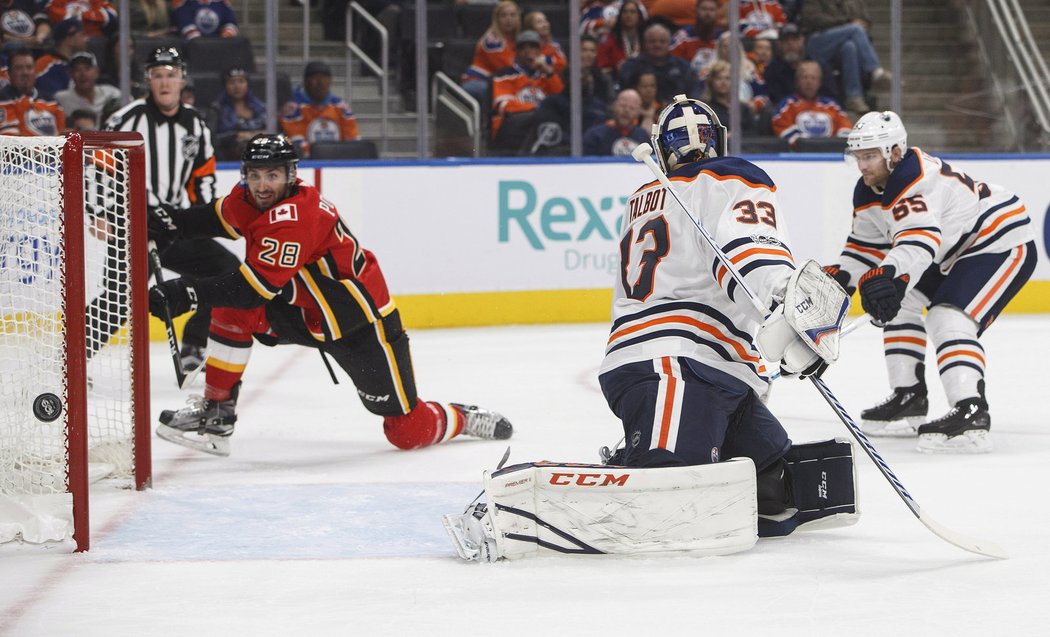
[240,134,299,183]
[145,46,186,74]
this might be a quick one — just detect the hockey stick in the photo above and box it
[631,143,1007,559]
[147,240,187,388]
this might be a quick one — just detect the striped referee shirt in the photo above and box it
[104,97,217,209]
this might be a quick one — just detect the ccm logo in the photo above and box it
[549,473,629,487]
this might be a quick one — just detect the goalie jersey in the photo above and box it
[600,156,796,394]
[837,148,1033,288]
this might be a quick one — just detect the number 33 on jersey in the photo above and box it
[605,156,797,394]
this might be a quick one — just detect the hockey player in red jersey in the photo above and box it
[147,134,512,456]
[826,111,1036,453]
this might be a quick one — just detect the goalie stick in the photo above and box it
[631,143,1007,559]
[148,241,187,389]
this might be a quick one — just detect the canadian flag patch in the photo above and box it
[269,204,298,224]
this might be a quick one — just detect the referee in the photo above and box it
[90,46,240,372]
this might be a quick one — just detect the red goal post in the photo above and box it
[0,132,150,552]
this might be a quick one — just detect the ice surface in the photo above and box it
[2,317,1049,635]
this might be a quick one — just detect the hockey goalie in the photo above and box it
[445,96,861,561]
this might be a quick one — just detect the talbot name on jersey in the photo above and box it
[548,472,630,487]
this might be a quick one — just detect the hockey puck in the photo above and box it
[32,393,63,422]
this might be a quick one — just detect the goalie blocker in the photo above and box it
[443,439,859,562]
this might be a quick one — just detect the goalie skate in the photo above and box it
[453,404,513,440]
[442,502,498,562]
[156,396,237,457]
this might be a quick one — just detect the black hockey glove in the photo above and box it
[858,265,909,324]
[147,204,181,243]
[822,264,855,296]
[149,278,198,319]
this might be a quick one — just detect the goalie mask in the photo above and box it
[651,95,727,174]
[845,110,907,172]
[240,133,299,185]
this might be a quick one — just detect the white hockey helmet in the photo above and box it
[845,110,907,170]
[651,94,727,173]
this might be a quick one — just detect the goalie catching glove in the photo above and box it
[756,260,851,378]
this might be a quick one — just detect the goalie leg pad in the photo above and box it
[758,438,860,537]
[445,459,759,561]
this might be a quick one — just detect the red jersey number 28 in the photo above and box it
[258,237,301,268]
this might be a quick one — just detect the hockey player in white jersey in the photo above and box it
[825,111,1036,453]
[443,97,859,562]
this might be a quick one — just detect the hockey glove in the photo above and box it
[822,264,855,296]
[149,278,198,319]
[858,265,909,324]
[756,305,830,380]
[147,204,181,244]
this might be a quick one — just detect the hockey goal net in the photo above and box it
[0,132,150,552]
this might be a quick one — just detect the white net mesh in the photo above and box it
[0,135,142,545]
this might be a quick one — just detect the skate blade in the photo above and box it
[916,430,992,454]
[860,417,922,437]
[156,424,231,457]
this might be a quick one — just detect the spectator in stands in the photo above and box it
[211,66,266,161]
[34,18,87,100]
[129,0,171,37]
[715,30,767,111]
[281,60,360,157]
[68,106,96,130]
[801,0,888,114]
[171,0,239,39]
[770,59,851,147]
[0,48,65,135]
[583,88,648,156]
[737,0,786,40]
[749,32,775,78]
[460,0,521,107]
[763,22,820,105]
[580,32,614,105]
[490,29,563,154]
[180,77,195,105]
[579,0,615,40]
[523,10,566,75]
[670,0,722,84]
[0,1,52,46]
[620,22,698,103]
[701,59,754,135]
[527,33,613,155]
[45,0,117,38]
[596,0,644,76]
[54,51,120,120]
[632,70,662,130]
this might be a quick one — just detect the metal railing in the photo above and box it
[346,2,389,156]
[433,72,481,157]
[986,0,1050,138]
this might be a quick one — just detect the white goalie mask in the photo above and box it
[651,94,728,174]
[845,110,907,172]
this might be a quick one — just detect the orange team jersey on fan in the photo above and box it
[671,25,721,81]
[461,31,516,83]
[490,64,564,136]
[46,0,117,37]
[280,88,360,156]
[737,0,786,39]
[541,41,566,75]
[0,94,65,135]
[771,95,852,145]
[212,180,392,339]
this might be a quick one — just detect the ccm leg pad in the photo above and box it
[758,437,859,537]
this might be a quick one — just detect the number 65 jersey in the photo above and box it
[600,156,797,394]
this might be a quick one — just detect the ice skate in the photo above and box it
[453,403,513,440]
[859,381,928,437]
[916,397,991,454]
[156,385,239,456]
